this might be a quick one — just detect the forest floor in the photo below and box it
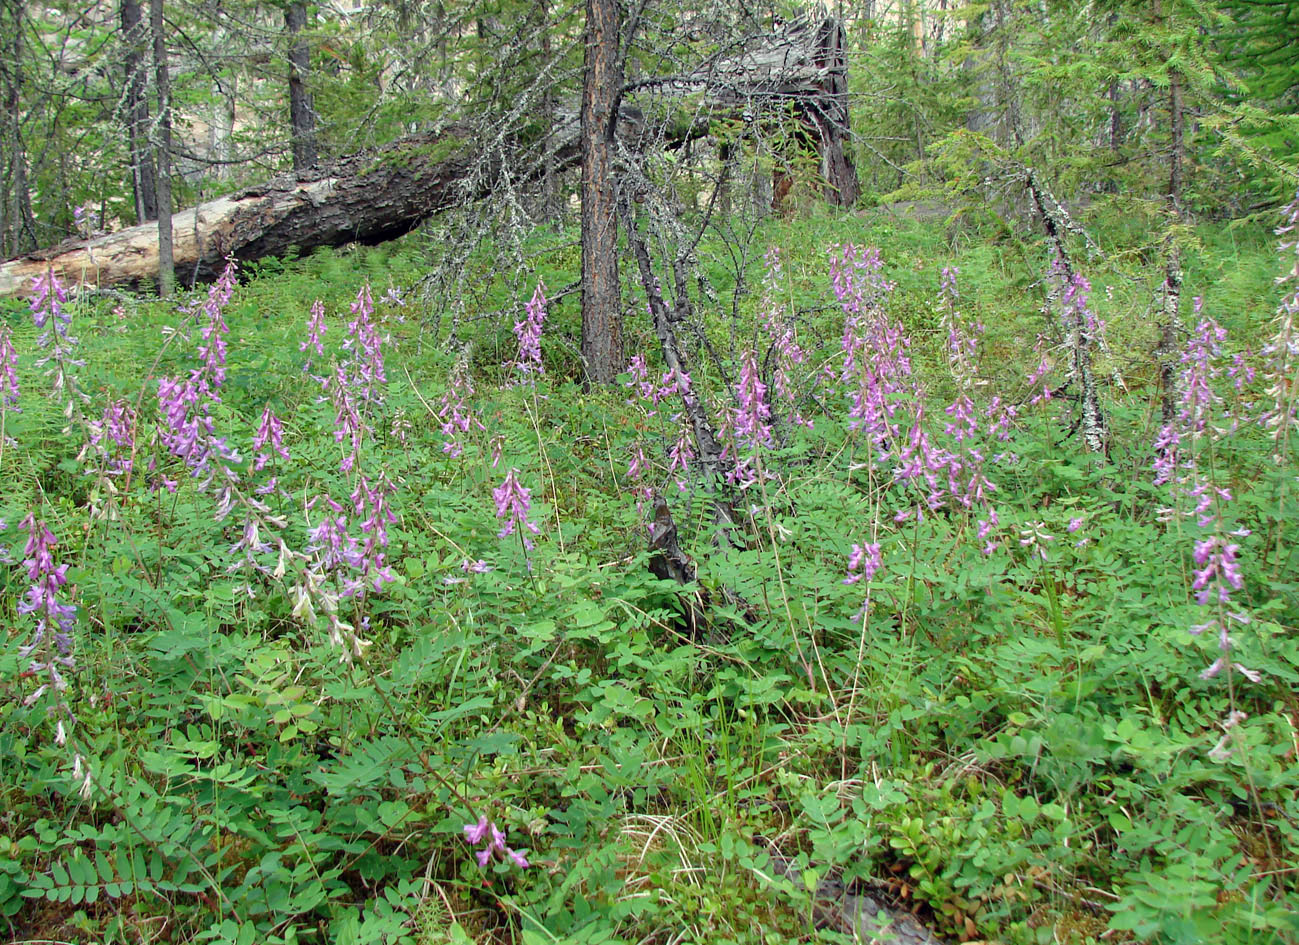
[1,206,1296,945]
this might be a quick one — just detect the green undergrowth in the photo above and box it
[0,210,1296,945]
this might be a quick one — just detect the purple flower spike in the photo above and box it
[494,467,541,551]
[507,282,547,381]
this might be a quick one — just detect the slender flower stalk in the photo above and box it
[301,299,328,379]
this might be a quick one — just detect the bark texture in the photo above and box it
[122,0,157,223]
[287,0,318,172]
[579,0,624,385]
[151,0,175,296]
[808,17,859,207]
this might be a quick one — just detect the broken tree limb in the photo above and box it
[1023,167,1107,454]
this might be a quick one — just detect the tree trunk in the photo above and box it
[122,0,157,223]
[1157,0,1185,423]
[809,17,859,207]
[579,0,624,386]
[287,0,318,171]
[151,0,174,296]
[1,2,37,256]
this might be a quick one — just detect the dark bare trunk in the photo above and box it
[1157,0,1185,423]
[1,2,37,256]
[287,0,318,172]
[151,0,174,296]
[122,0,157,223]
[579,0,623,385]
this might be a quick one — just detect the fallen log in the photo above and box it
[0,127,489,297]
[0,15,858,298]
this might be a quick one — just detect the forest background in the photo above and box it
[1,0,1299,943]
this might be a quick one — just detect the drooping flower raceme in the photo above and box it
[345,283,387,405]
[438,354,483,459]
[349,473,398,596]
[83,399,139,518]
[1189,533,1258,684]
[759,247,810,430]
[940,265,982,393]
[253,406,290,473]
[843,542,882,585]
[17,515,77,712]
[0,324,18,408]
[732,350,772,453]
[29,267,87,421]
[494,467,541,552]
[508,282,547,382]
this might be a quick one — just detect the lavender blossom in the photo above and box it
[344,284,387,404]
[833,247,911,451]
[759,248,810,429]
[732,350,772,453]
[196,261,237,397]
[627,442,649,482]
[0,324,18,407]
[328,363,365,474]
[507,282,547,381]
[29,267,87,416]
[667,428,694,491]
[29,267,70,346]
[1189,534,1258,684]
[939,266,982,391]
[1018,522,1054,561]
[843,542,882,585]
[348,474,398,595]
[463,816,529,870]
[494,467,541,551]
[625,354,655,402]
[84,399,138,511]
[16,515,77,716]
[253,405,290,472]
[438,355,483,459]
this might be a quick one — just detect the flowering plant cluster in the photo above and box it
[507,282,547,382]
[463,816,529,869]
